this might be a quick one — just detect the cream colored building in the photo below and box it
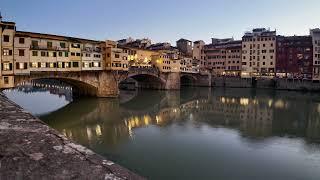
[180,57,199,74]
[82,42,103,71]
[14,32,30,75]
[311,28,320,80]
[0,19,15,88]
[193,40,206,69]
[102,40,128,71]
[241,28,276,78]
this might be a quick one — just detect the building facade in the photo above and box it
[102,40,128,71]
[311,29,320,81]
[193,40,206,69]
[0,19,15,88]
[204,39,241,76]
[276,36,313,79]
[225,40,242,76]
[177,38,193,57]
[242,28,276,78]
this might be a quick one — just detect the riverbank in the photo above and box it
[212,77,320,91]
[0,93,144,180]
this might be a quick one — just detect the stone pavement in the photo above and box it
[0,93,144,180]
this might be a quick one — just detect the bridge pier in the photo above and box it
[97,71,119,98]
[164,72,181,90]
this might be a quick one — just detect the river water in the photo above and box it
[4,82,320,180]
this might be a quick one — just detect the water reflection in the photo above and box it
[38,88,320,147]
[5,83,320,179]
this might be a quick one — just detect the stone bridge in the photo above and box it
[12,67,211,98]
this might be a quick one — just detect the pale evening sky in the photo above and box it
[1,0,320,44]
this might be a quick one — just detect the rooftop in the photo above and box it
[16,31,103,44]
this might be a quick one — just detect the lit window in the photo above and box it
[3,49,12,56]
[58,62,63,68]
[2,63,12,71]
[83,62,90,68]
[31,62,38,68]
[41,63,46,68]
[93,62,99,67]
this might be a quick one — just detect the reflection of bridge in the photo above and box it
[41,88,320,147]
[12,67,211,97]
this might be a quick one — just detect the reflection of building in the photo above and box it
[242,28,276,78]
[239,98,273,136]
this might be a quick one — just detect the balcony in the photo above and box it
[30,45,58,51]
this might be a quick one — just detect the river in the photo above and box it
[4,81,320,180]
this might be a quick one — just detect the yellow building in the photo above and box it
[151,52,181,73]
[102,40,128,71]
[0,19,15,88]
[123,47,158,68]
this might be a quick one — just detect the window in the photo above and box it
[31,62,38,68]
[72,62,79,68]
[83,62,90,68]
[32,40,38,47]
[19,38,25,44]
[93,62,100,67]
[4,77,9,84]
[32,51,38,56]
[76,53,81,57]
[53,52,57,57]
[3,49,13,56]
[2,63,12,71]
[59,52,63,57]
[65,52,69,57]
[47,42,53,49]
[71,52,75,56]
[115,54,120,58]
[41,62,46,68]
[60,42,66,48]
[65,62,70,68]
[19,49,25,56]
[71,43,80,48]
[58,62,63,68]
[3,35,9,42]
[41,51,47,57]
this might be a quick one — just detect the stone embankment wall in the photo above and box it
[0,93,144,180]
[212,77,320,92]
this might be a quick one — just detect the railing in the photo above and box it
[128,66,160,76]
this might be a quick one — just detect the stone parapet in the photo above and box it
[0,93,144,180]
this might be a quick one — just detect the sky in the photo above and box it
[1,0,320,44]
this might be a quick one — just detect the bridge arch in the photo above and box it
[120,67,167,90]
[180,74,197,86]
[14,74,99,97]
[121,73,166,90]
